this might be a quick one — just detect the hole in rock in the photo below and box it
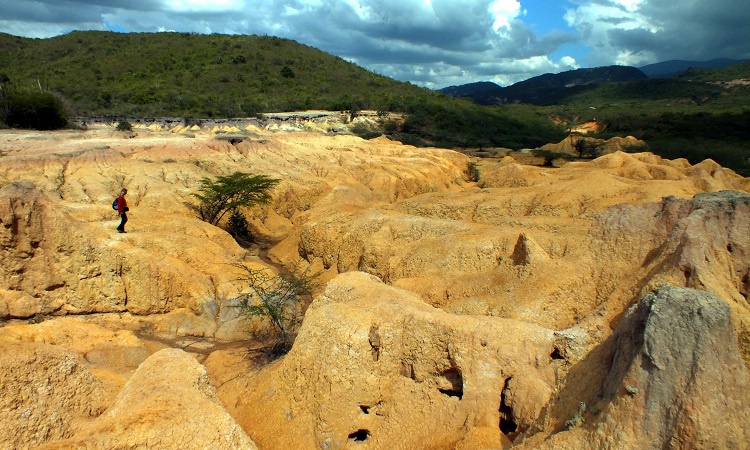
[727,243,734,253]
[360,405,370,414]
[550,348,564,360]
[400,362,417,380]
[437,368,464,399]
[499,378,518,435]
[348,429,370,442]
[439,387,463,398]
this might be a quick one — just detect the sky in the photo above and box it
[2,0,749,89]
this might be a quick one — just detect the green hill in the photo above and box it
[0,31,432,117]
[551,63,750,175]
[675,61,750,82]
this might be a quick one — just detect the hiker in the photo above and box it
[116,188,129,233]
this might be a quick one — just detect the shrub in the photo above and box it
[467,161,480,182]
[532,149,574,167]
[191,171,279,225]
[116,120,133,131]
[382,119,399,134]
[564,402,587,430]
[235,265,320,358]
[574,138,600,159]
[3,92,68,130]
[226,209,252,245]
[351,122,381,140]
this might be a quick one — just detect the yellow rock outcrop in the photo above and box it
[1,126,749,449]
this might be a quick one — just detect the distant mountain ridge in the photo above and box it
[439,59,750,106]
[440,65,647,106]
[639,59,749,77]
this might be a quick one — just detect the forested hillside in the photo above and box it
[0,31,428,116]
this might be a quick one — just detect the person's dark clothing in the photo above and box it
[116,195,128,232]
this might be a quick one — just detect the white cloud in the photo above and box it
[489,0,521,31]
[559,55,578,68]
[566,0,750,66]
[613,0,645,12]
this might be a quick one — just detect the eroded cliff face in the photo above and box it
[0,125,749,449]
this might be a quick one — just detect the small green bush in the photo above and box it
[116,120,133,131]
[564,402,587,430]
[382,119,399,134]
[532,149,574,167]
[351,122,381,140]
[467,161,480,182]
[574,138,601,159]
[226,209,252,245]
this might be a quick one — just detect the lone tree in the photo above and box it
[574,137,601,159]
[532,149,574,167]
[191,171,279,226]
[234,264,319,357]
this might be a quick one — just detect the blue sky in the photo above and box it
[519,0,590,62]
[1,0,748,88]
[521,0,570,32]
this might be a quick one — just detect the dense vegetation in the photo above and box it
[0,31,423,116]
[1,91,67,130]
[545,72,750,175]
[1,31,748,175]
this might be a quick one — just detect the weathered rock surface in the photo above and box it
[0,317,168,400]
[572,190,750,337]
[0,180,245,321]
[226,272,557,449]
[38,348,257,450]
[525,287,750,449]
[0,130,466,325]
[292,153,750,332]
[0,341,107,449]
[1,127,749,450]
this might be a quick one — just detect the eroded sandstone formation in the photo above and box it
[228,272,555,449]
[37,348,256,449]
[0,125,749,449]
[0,341,106,449]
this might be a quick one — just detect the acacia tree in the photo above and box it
[234,264,319,357]
[191,171,279,226]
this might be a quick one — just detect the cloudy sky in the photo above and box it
[2,0,749,88]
